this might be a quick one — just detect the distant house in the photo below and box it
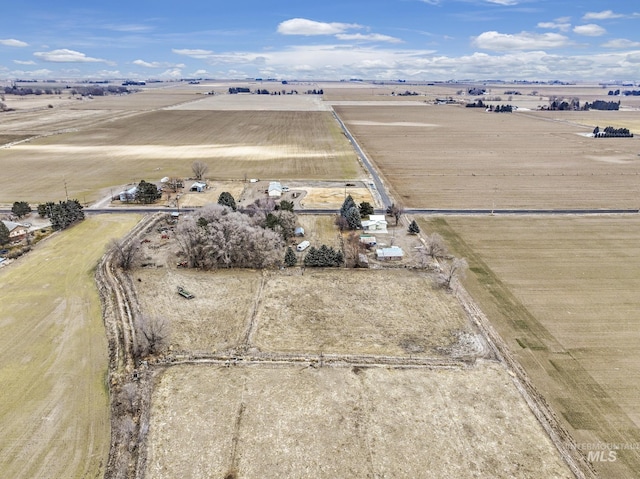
[268,181,282,198]
[119,186,137,202]
[190,181,207,192]
[362,214,388,233]
[1,220,27,241]
[376,246,404,261]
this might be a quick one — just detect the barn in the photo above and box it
[268,181,283,198]
[190,181,207,192]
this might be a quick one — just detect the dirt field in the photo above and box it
[146,363,572,479]
[334,104,640,209]
[420,215,640,478]
[0,108,362,204]
[0,214,141,479]
[134,266,477,357]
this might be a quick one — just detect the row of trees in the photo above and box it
[38,199,85,230]
[175,203,287,269]
[593,126,633,138]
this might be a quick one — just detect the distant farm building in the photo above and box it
[296,240,310,252]
[190,181,207,192]
[376,246,404,261]
[294,226,305,237]
[268,181,283,198]
[119,186,137,202]
[362,215,388,233]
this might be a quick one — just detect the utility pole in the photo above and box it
[64,179,69,201]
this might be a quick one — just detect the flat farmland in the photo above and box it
[0,214,141,479]
[0,109,361,204]
[335,104,640,209]
[145,363,572,479]
[420,215,640,478]
[133,266,477,357]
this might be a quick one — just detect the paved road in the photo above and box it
[331,110,392,209]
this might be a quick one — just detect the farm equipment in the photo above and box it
[177,286,194,299]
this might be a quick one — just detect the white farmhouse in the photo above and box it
[362,214,388,233]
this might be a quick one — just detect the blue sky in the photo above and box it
[1,0,639,82]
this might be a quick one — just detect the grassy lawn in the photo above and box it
[0,214,141,479]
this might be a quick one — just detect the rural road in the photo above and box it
[331,110,393,209]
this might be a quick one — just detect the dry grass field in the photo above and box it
[334,104,640,209]
[134,266,476,357]
[420,215,640,478]
[0,88,362,204]
[145,363,572,479]
[0,214,141,479]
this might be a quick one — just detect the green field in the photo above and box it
[0,214,141,479]
[420,215,640,478]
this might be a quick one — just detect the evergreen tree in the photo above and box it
[345,206,362,230]
[135,180,161,204]
[340,195,357,218]
[217,191,237,211]
[0,221,10,246]
[11,201,31,218]
[408,220,420,234]
[359,201,374,218]
[284,247,297,267]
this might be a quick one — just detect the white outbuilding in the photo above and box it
[268,181,283,198]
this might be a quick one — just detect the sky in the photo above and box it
[1,0,639,82]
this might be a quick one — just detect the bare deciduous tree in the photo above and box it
[175,203,284,269]
[440,257,468,289]
[386,203,404,226]
[110,238,140,270]
[135,315,170,357]
[425,233,448,261]
[344,231,364,267]
[191,161,209,180]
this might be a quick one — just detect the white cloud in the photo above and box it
[277,18,361,36]
[33,49,114,64]
[582,10,624,21]
[335,33,403,44]
[133,59,185,68]
[537,21,571,32]
[602,39,640,49]
[159,68,183,79]
[13,60,36,65]
[485,0,519,5]
[0,38,29,47]
[473,31,570,51]
[573,24,606,37]
[172,48,213,59]
[104,23,154,32]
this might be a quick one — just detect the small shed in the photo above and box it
[360,235,376,247]
[296,240,310,252]
[190,181,207,192]
[268,181,282,198]
[294,226,305,237]
[376,246,404,261]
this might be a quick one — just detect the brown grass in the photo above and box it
[334,104,640,209]
[420,215,640,478]
[0,109,361,204]
[146,363,572,479]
